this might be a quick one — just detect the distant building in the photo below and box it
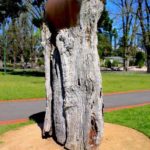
[104,56,123,64]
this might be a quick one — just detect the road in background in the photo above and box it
[0,91,150,122]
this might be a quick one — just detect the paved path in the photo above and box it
[0,91,150,123]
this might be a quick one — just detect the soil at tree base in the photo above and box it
[0,123,150,150]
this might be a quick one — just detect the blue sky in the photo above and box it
[106,1,123,35]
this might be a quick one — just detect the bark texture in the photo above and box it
[42,0,104,149]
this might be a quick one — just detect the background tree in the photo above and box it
[98,33,112,58]
[109,0,139,70]
[0,0,43,69]
[0,0,25,71]
[97,4,114,59]
[0,0,24,23]
[137,0,150,72]
[135,51,146,68]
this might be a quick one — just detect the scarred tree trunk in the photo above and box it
[42,0,104,149]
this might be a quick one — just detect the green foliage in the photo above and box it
[112,60,119,67]
[25,0,46,28]
[104,59,120,68]
[98,33,112,58]
[0,0,25,23]
[105,105,150,138]
[98,7,113,32]
[135,52,146,68]
[32,18,43,28]
[112,47,124,57]
[129,59,135,66]
[104,59,111,68]
[37,58,44,66]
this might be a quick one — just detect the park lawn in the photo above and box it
[104,105,150,138]
[0,71,45,100]
[102,72,150,93]
[0,71,150,100]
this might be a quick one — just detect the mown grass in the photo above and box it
[102,72,150,93]
[0,71,45,100]
[0,71,150,100]
[104,105,150,138]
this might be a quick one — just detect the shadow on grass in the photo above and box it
[0,69,45,77]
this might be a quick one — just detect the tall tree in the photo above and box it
[97,5,114,58]
[0,0,25,24]
[42,0,104,149]
[137,0,150,72]
[110,0,139,70]
[98,6,113,32]
[0,0,25,71]
[6,12,40,68]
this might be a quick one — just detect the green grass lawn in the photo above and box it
[0,71,45,100]
[104,105,150,138]
[0,70,150,100]
[102,72,150,93]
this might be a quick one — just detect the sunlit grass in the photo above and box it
[102,72,150,93]
[104,105,150,138]
[0,71,150,100]
[0,71,45,100]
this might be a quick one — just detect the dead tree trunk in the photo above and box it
[42,0,104,149]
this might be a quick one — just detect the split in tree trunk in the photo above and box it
[42,0,104,149]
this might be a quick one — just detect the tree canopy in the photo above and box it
[0,0,25,23]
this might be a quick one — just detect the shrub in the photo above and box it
[135,52,146,68]
[129,59,135,66]
[112,60,119,67]
[37,58,44,66]
[105,59,111,68]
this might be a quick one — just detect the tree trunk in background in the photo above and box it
[146,47,150,73]
[42,0,104,149]
[0,60,3,68]
[137,0,150,73]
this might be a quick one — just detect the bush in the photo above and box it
[112,60,119,67]
[135,52,146,68]
[37,58,44,66]
[105,59,111,68]
[129,59,135,66]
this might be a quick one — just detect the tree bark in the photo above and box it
[42,0,104,149]
[137,0,150,73]
[146,46,150,73]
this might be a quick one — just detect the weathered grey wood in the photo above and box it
[43,0,104,149]
[41,23,53,136]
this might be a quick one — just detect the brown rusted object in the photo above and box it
[89,116,98,148]
[45,0,81,30]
